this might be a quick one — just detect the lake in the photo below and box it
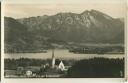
[4,49,124,60]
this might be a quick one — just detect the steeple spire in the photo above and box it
[52,49,55,68]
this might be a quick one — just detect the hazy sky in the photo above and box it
[4,0,126,18]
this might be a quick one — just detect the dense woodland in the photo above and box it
[67,58,124,78]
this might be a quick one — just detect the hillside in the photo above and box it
[4,10,124,53]
[18,9,124,43]
[4,17,33,52]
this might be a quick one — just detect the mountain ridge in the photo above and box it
[17,9,124,43]
[4,10,124,52]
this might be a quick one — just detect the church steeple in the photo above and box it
[52,49,55,68]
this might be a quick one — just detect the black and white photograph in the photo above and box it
[3,0,126,79]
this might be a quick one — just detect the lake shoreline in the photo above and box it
[4,49,125,60]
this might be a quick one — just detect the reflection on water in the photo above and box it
[5,49,124,60]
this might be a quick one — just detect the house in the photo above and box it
[24,66,41,77]
[54,59,65,71]
[58,61,65,71]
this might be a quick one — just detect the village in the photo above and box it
[4,49,71,78]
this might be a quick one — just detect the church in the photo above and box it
[52,50,66,71]
[51,49,66,71]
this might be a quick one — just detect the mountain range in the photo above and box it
[4,9,124,52]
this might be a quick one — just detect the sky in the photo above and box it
[3,0,126,18]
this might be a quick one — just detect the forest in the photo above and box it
[67,58,124,78]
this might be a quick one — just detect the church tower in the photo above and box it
[52,49,55,68]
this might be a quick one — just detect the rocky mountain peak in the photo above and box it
[6,10,124,44]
